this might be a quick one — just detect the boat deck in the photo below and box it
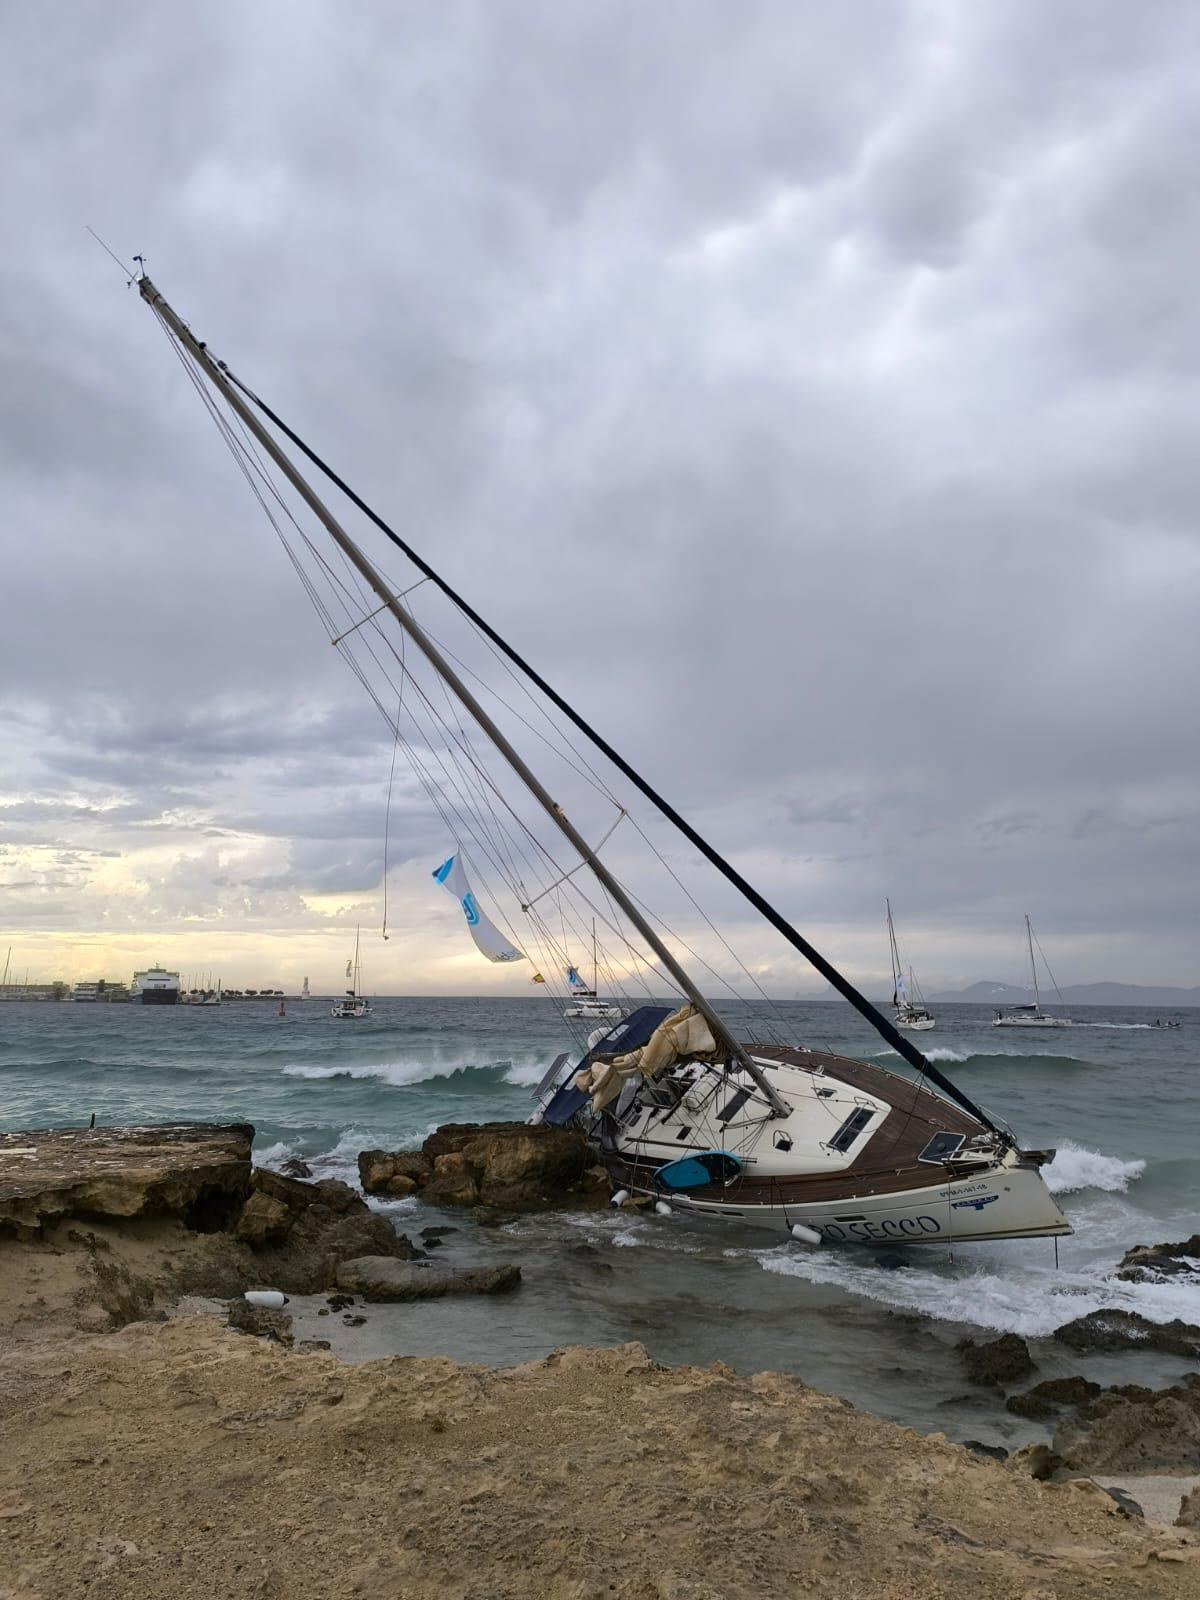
[607,1044,987,1207]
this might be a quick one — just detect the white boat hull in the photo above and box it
[900,1015,935,1031]
[639,1152,1069,1245]
[992,1015,1073,1029]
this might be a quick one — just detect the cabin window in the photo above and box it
[827,1106,874,1154]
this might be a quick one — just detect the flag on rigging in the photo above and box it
[432,854,525,964]
[530,972,546,984]
[346,959,353,979]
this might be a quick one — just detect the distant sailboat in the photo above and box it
[993,916,1074,1029]
[564,921,625,1021]
[886,902,935,1031]
[331,928,370,1019]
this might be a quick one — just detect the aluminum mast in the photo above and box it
[139,276,790,1118]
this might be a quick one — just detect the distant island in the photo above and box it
[929,980,1200,1008]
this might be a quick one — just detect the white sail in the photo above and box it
[432,854,525,964]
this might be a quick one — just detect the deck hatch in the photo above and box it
[827,1106,874,1153]
[918,1132,967,1164]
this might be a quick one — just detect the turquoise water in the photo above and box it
[3,996,1197,1442]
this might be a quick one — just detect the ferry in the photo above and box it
[130,967,181,1006]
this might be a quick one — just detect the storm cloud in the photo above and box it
[1,2,1198,992]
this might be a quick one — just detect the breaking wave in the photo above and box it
[281,1055,544,1090]
[1044,1141,1146,1195]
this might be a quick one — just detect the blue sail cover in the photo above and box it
[540,1005,672,1126]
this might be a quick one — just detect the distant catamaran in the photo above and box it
[993,916,1074,1029]
[886,901,935,1032]
[137,271,1071,1247]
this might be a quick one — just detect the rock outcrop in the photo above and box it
[1053,1309,1200,1358]
[226,1299,293,1346]
[958,1333,1036,1388]
[220,1169,418,1295]
[1007,1376,1102,1419]
[358,1123,609,1211]
[334,1255,521,1301]
[0,1123,253,1239]
[1054,1375,1200,1472]
[1116,1234,1200,1285]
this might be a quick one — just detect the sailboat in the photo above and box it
[886,901,935,1031]
[564,922,625,1021]
[331,927,370,1019]
[136,273,1070,1246]
[993,916,1074,1029]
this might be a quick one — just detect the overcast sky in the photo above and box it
[2,1,1198,996]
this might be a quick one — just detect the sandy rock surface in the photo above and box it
[359,1121,609,1211]
[2,1320,1198,1600]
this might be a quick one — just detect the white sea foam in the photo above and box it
[871,1046,967,1063]
[253,1138,296,1167]
[759,1249,1200,1339]
[503,1061,550,1088]
[1045,1140,1146,1195]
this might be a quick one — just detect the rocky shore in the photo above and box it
[1,1120,1199,1598]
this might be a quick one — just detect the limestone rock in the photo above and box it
[334,1255,521,1301]
[1053,1309,1200,1358]
[226,1299,293,1346]
[0,1123,252,1238]
[235,1191,293,1249]
[279,1158,313,1179]
[1006,1442,1060,1481]
[958,1333,1035,1388]
[1176,1486,1200,1528]
[357,1123,607,1213]
[1115,1233,1200,1285]
[358,1149,432,1196]
[1007,1376,1102,1419]
[1054,1374,1200,1472]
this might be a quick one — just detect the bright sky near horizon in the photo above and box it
[2,3,1198,996]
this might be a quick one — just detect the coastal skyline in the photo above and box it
[4,3,1200,995]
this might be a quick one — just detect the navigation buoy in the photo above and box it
[790,1223,821,1246]
[609,1189,630,1208]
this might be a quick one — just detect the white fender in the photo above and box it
[654,1200,673,1217]
[790,1223,821,1247]
[244,1289,288,1309]
[526,1109,544,1126]
[609,1189,630,1208]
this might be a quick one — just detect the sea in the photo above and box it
[3,996,1196,1447]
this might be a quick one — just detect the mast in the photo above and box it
[139,277,789,1119]
[1025,915,1041,1011]
[592,918,598,993]
[221,366,1000,1118]
[886,899,901,1004]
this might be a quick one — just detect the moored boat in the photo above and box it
[131,967,181,1006]
[993,916,1075,1028]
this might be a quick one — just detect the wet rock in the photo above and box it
[342,1314,367,1328]
[1098,1483,1145,1517]
[1006,1376,1102,1419]
[1054,1374,1200,1472]
[420,1227,458,1240]
[1053,1309,1200,1358]
[871,1251,910,1271]
[279,1158,313,1180]
[1115,1234,1200,1285]
[325,1293,355,1311]
[958,1333,1036,1388]
[358,1149,432,1197]
[234,1191,292,1249]
[226,1299,293,1346]
[1006,1442,1060,1481]
[0,1122,252,1238]
[1176,1486,1200,1528]
[359,1123,605,1212]
[334,1255,521,1302]
[962,1439,1008,1462]
[298,1338,331,1352]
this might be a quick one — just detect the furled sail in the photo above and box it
[573,1002,719,1113]
[432,854,525,964]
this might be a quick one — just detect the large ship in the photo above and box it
[130,966,181,1006]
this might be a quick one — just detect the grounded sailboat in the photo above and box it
[993,916,1074,1029]
[332,927,370,1019]
[886,901,935,1031]
[137,273,1070,1247]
